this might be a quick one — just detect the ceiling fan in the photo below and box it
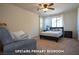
[37,3,55,12]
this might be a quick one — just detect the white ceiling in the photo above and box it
[13,3,79,16]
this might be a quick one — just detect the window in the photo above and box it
[52,16,63,27]
[52,18,56,27]
[40,17,43,31]
[40,18,43,28]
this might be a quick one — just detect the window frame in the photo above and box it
[52,15,63,27]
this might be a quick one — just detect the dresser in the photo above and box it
[64,31,72,38]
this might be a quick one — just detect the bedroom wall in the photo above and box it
[63,10,77,39]
[0,4,39,37]
[0,4,2,20]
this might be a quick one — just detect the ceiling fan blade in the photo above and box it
[48,8,55,10]
[49,3,54,6]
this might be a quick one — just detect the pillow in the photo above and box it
[20,33,28,39]
[12,31,28,40]
[10,32,15,39]
[50,29,53,31]
[53,29,58,31]
[58,29,62,32]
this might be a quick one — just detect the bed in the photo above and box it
[40,27,64,42]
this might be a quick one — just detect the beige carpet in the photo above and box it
[35,37,79,55]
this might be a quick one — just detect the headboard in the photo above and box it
[50,27,64,33]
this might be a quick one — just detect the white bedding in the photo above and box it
[40,31,62,37]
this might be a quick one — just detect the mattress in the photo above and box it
[40,31,62,37]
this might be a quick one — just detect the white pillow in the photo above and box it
[12,31,28,40]
[10,32,15,39]
[58,29,62,31]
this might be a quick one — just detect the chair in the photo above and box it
[0,27,36,55]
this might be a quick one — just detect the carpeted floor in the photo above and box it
[35,37,79,55]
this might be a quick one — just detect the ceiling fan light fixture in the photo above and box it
[37,3,54,12]
[42,8,48,12]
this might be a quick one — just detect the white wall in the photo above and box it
[77,7,79,40]
[63,10,77,39]
[0,4,39,37]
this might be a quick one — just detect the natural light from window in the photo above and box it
[52,16,63,27]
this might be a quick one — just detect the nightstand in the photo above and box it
[64,31,72,38]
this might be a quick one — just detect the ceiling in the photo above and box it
[13,3,79,16]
